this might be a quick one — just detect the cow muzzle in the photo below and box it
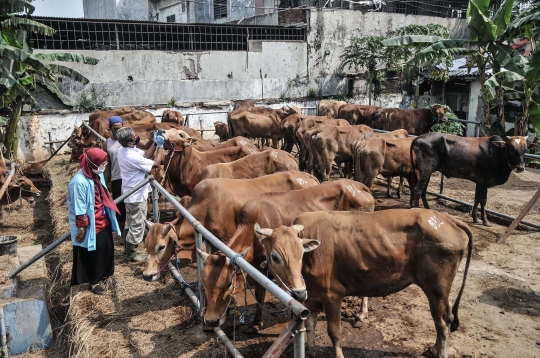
[291,288,308,302]
[204,317,225,327]
[142,272,160,281]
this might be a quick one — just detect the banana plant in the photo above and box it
[0,0,99,159]
[382,0,540,136]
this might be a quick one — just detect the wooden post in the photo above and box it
[261,319,303,358]
[497,187,540,244]
[0,163,16,202]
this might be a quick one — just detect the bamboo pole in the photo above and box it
[0,163,16,202]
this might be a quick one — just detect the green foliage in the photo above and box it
[335,91,347,102]
[0,0,99,158]
[428,104,466,135]
[307,87,318,98]
[280,92,287,101]
[77,85,106,113]
[167,97,176,107]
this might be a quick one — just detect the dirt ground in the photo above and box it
[2,155,540,357]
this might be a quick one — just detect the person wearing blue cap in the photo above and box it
[106,116,126,241]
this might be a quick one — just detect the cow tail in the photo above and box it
[450,221,473,333]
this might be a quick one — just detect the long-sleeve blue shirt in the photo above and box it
[67,170,121,251]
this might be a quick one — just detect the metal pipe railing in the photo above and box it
[168,263,243,358]
[8,176,153,279]
[82,121,106,142]
[150,178,310,320]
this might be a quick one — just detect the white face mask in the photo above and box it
[92,163,107,175]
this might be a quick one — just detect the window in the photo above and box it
[214,0,227,19]
[181,2,186,13]
[166,14,176,23]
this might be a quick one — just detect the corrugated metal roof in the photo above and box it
[424,58,493,80]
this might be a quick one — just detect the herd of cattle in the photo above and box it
[6,100,534,358]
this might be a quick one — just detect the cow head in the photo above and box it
[275,105,302,121]
[196,246,251,327]
[214,121,229,142]
[493,136,533,173]
[162,110,185,125]
[254,223,319,302]
[162,129,198,151]
[430,105,448,123]
[142,221,178,281]
[16,176,41,202]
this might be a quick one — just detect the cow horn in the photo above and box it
[162,224,171,236]
[196,248,209,262]
[145,220,153,230]
[290,224,304,234]
[254,223,273,239]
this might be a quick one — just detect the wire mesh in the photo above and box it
[31,17,306,51]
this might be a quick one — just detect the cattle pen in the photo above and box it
[9,174,310,358]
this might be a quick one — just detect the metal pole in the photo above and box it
[294,322,305,358]
[151,179,309,319]
[168,263,244,358]
[194,231,205,320]
[8,176,153,279]
[82,121,106,142]
[152,185,159,223]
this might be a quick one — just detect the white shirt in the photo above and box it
[106,138,122,181]
[117,147,154,203]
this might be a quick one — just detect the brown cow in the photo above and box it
[142,170,320,280]
[281,115,342,153]
[0,176,42,217]
[337,104,381,125]
[371,105,447,135]
[197,179,374,332]
[233,100,256,110]
[162,110,185,125]
[201,149,298,180]
[411,133,534,226]
[228,106,301,149]
[255,209,473,358]
[306,124,373,181]
[161,129,255,197]
[195,136,256,153]
[214,121,229,142]
[316,100,347,118]
[355,136,415,199]
[295,117,349,170]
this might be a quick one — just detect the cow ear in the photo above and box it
[301,239,320,253]
[196,248,209,263]
[162,224,171,236]
[240,245,251,257]
[290,224,304,234]
[527,142,540,149]
[145,220,153,230]
[492,140,506,147]
[187,136,199,145]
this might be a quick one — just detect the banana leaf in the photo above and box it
[526,51,540,86]
[0,115,8,126]
[492,0,514,37]
[37,77,75,107]
[1,17,55,36]
[529,102,540,137]
[0,44,50,75]
[49,64,89,84]
[467,0,496,43]
[381,35,445,47]
[0,0,35,15]
[1,28,21,49]
[34,53,99,65]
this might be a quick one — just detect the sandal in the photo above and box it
[90,283,106,295]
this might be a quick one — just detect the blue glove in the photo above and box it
[154,134,165,148]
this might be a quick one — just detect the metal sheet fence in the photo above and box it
[31,17,306,51]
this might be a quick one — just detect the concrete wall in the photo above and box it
[83,0,149,20]
[307,9,468,96]
[230,12,279,25]
[37,41,307,108]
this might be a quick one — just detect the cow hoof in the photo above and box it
[243,325,261,334]
[483,221,492,227]
[396,193,401,199]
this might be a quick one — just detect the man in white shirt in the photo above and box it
[116,127,164,262]
[106,116,125,239]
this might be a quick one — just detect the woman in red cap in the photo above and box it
[67,148,121,295]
